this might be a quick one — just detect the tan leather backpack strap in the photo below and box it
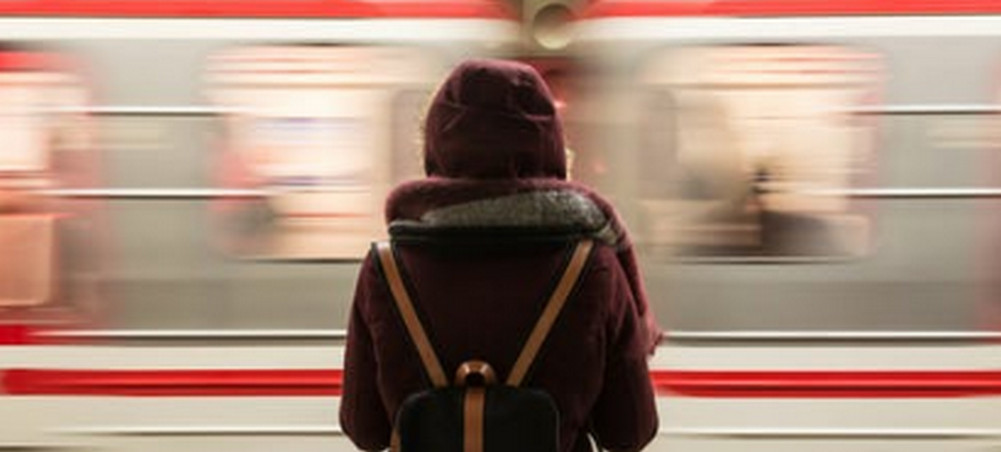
[463,388,486,452]
[506,239,594,387]
[376,241,448,388]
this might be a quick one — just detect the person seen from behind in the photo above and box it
[340,59,660,452]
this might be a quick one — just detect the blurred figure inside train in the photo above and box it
[637,45,881,258]
[340,59,659,452]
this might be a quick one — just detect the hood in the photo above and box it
[423,59,566,180]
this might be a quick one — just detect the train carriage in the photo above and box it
[1,1,1001,451]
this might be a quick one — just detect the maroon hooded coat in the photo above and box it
[340,59,659,452]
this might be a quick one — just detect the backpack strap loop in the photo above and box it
[455,360,497,387]
[506,239,593,386]
[376,241,449,388]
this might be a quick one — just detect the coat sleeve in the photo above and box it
[616,243,663,354]
[584,188,662,353]
[339,255,392,451]
[589,263,659,452]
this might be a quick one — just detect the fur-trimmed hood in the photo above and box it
[385,178,625,247]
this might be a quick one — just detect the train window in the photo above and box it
[207,45,435,260]
[0,85,48,173]
[0,50,99,321]
[0,64,90,180]
[638,45,882,258]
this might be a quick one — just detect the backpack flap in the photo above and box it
[395,385,559,452]
[397,360,558,452]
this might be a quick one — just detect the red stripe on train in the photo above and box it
[652,370,1001,397]
[585,0,1001,18]
[2,369,343,396]
[0,0,512,19]
[0,326,38,345]
[4,368,1001,397]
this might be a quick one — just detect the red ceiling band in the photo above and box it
[585,0,1001,18]
[4,368,1001,398]
[0,0,512,19]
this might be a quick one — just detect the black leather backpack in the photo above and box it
[375,239,593,452]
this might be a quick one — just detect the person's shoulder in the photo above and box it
[576,241,626,288]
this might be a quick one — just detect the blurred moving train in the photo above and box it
[1,0,1001,451]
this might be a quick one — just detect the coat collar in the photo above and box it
[385,178,625,246]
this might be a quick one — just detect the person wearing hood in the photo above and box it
[340,59,659,452]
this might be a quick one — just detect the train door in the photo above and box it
[637,45,882,258]
[0,50,99,327]
[208,45,435,260]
